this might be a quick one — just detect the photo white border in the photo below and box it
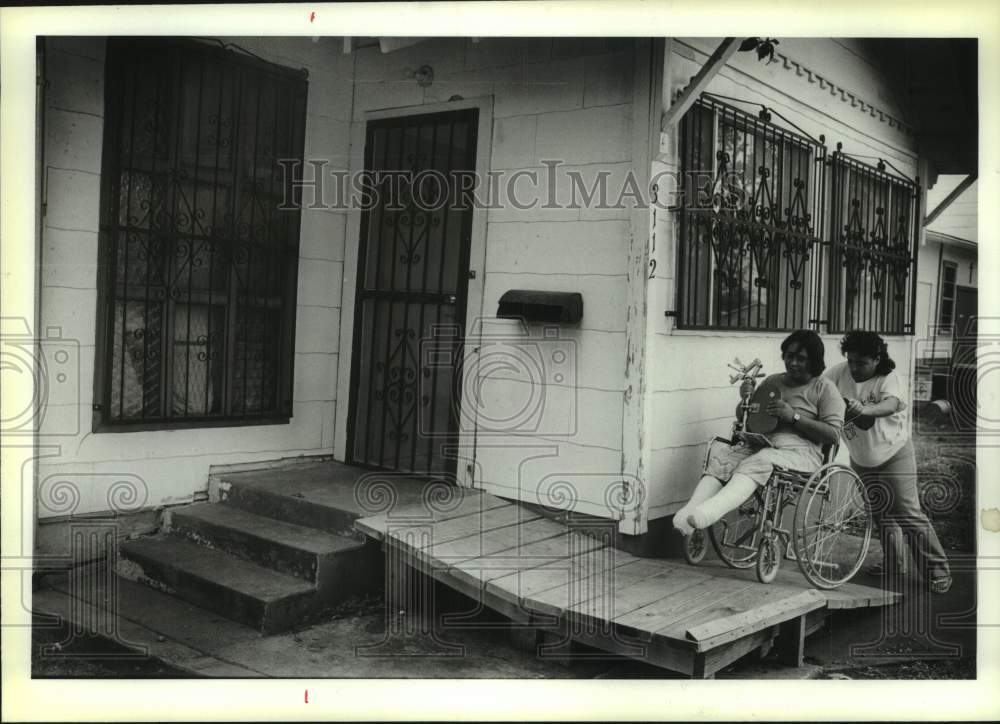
[2,1,998,720]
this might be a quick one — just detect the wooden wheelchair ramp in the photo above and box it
[356,491,898,678]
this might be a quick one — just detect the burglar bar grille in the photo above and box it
[347,110,478,475]
[97,38,307,427]
[677,96,826,331]
[826,153,919,335]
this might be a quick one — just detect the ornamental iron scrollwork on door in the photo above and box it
[373,327,420,447]
[348,109,478,474]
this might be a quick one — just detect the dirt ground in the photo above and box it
[33,403,978,680]
[911,404,977,554]
[816,658,977,680]
[32,623,188,678]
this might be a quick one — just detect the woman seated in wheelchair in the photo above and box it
[672,329,846,537]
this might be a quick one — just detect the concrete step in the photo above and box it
[119,535,319,634]
[167,502,372,584]
[221,479,364,538]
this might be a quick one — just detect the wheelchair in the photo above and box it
[682,359,873,589]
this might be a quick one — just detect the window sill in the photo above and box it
[92,415,292,434]
[666,327,806,338]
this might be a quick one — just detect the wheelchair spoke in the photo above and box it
[805,525,852,553]
[825,488,865,520]
[793,464,872,589]
[798,505,867,536]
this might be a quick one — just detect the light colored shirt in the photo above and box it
[764,373,845,457]
[825,361,909,467]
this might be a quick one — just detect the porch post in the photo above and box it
[619,39,661,536]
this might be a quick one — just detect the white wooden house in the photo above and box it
[913,175,978,403]
[30,35,976,560]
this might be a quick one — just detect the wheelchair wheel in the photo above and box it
[683,529,708,565]
[709,489,764,569]
[793,463,873,589]
[755,534,781,584]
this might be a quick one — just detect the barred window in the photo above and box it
[95,38,307,428]
[827,154,918,335]
[677,96,825,330]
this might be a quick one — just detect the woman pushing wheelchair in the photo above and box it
[826,331,951,593]
[673,330,845,537]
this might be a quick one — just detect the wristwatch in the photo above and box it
[791,413,801,426]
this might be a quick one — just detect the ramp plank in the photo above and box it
[660,583,794,641]
[665,578,808,640]
[385,515,567,571]
[387,503,541,546]
[570,562,713,628]
[682,589,825,652]
[450,531,608,591]
[526,558,647,618]
[356,492,511,541]
[356,495,900,678]
[694,559,897,610]
[615,576,757,637]
[489,546,636,613]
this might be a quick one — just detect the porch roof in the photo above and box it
[865,38,978,176]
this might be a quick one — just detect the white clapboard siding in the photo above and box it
[486,220,630,275]
[464,376,623,451]
[473,440,627,521]
[37,37,355,516]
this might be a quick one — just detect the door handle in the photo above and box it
[446,295,457,305]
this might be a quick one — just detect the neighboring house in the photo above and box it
[34,36,976,557]
[913,175,978,402]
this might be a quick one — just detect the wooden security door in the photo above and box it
[346,109,478,474]
[949,285,977,431]
[953,285,977,343]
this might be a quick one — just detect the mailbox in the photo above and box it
[496,290,583,324]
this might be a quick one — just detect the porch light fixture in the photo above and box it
[413,64,434,87]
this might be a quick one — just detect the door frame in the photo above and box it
[953,284,977,340]
[333,96,494,487]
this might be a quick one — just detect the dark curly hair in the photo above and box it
[781,329,826,376]
[840,331,895,375]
